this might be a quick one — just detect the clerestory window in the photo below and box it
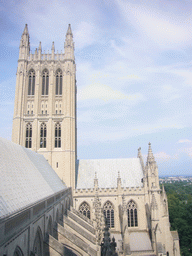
[103,201,114,228]
[79,202,91,219]
[56,69,62,95]
[25,123,32,148]
[127,200,138,227]
[55,122,61,148]
[28,70,35,95]
[40,123,46,148]
[42,69,49,95]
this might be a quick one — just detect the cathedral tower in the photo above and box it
[12,24,77,188]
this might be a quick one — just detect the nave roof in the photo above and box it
[76,158,144,189]
[0,138,66,219]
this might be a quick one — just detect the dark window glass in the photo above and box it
[79,202,91,219]
[25,123,32,148]
[103,201,114,228]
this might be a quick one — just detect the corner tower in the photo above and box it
[12,24,77,188]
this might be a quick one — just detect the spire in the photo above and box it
[66,24,73,36]
[147,142,155,164]
[19,24,30,59]
[52,41,55,51]
[64,24,74,60]
[22,24,29,35]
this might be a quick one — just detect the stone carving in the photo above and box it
[101,220,118,256]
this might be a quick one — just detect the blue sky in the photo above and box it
[0,0,192,176]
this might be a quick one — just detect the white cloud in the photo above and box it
[74,22,99,49]
[78,83,144,102]
[177,139,192,143]
[115,0,192,49]
[154,152,171,162]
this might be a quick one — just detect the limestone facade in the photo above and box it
[12,24,76,188]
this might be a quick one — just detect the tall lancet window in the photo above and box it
[25,123,32,148]
[28,70,35,95]
[127,200,138,227]
[40,123,46,148]
[56,69,62,95]
[103,201,114,228]
[55,122,61,148]
[42,69,49,95]
[79,202,91,219]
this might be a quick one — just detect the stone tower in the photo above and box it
[12,24,77,188]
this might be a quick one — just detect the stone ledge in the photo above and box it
[56,223,97,256]
[68,211,95,235]
[64,216,96,244]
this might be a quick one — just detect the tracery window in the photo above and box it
[103,201,114,228]
[55,122,61,148]
[56,69,62,95]
[25,123,32,148]
[40,123,46,148]
[28,70,35,95]
[14,246,24,256]
[42,69,49,95]
[79,202,91,219]
[127,200,138,227]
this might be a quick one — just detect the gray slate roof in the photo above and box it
[130,232,152,251]
[76,158,144,189]
[0,138,67,219]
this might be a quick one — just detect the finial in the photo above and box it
[118,171,120,179]
[52,41,55,50]
[138,147,141,157]
[147,142,155,162]
[66,24,73,35]
[95,171,97,179]
[38,41,41,50]
[23,24,28,35]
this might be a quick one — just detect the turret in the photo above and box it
[51,41,55,59]
[19,24,30,60]
[38,41,42,60]
[145,143,160,190]
[64,24,75,60]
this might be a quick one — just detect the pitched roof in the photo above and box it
[0,138,67,219]
[76,158,144,189]
[130,231,153,251]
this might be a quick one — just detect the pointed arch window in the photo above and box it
[42,69,49,95]
[25,123,32,148]
[103,201,114,228]
[14,246,24,256]
[55,122,61,148]
[56,69,62,95]
[127,200,138,227]
[28,70,35,95]
[40,123,46,148]
[79,202,91,219]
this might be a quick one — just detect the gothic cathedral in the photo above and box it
[12,24,180,256]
